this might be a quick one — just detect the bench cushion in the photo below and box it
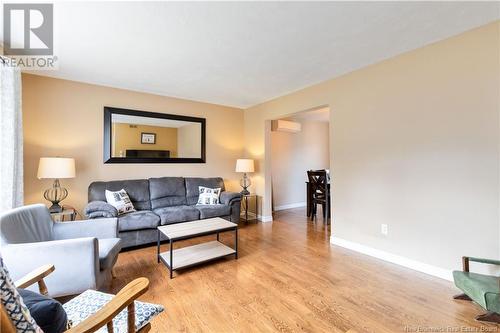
[154,205,200,225]
[63,289,163,333]
[453,270,500,312]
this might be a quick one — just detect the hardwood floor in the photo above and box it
[111,208,497,332]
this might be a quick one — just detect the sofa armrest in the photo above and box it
[220,191,242,205]
[53,218,118,240]
[2,238,99,297]
[84,201,118,219]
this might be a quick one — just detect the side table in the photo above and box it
[50,206,77,222]
[241,194,257,222]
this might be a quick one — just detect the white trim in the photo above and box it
[240,212,273,223]
[259,215,273,222]
[273,202,306,211]
[330,236,453,281]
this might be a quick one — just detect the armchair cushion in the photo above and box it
[118,211,160,232]
[84,201,118,219]
[2,238,100,297]
[63,289,164,333]
[453,271,500,312]
[18,288,67,333]
[219,191,242,206]
[53,218,118,240]
[0,203,53,245]
[98,238,122,271]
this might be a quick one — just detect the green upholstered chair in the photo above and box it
[453,256,500,323]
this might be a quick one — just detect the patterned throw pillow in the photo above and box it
[63,289,164,333]
[196,186,221,205]
[0,258,43,333]
[105,189,136,215]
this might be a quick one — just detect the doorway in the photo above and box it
[266,106,331,224]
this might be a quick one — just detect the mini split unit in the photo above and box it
[271,119,302,133]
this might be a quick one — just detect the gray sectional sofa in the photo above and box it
[84,177,241,248]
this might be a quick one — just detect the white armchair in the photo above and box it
[0,204,121,297]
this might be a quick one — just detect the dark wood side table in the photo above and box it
[241,194,257,222]
[50,206,77,222]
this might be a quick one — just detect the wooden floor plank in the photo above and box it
[111,208,498,332]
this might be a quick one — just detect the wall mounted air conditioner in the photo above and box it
[271,119,302,133]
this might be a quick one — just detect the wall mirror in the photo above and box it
[104,107,206,163]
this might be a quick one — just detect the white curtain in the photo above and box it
[0,61,23,212]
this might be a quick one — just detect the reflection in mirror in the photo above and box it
[111,114,202,159]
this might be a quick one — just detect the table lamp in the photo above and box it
[235,159,254,195]
[37,157,76,213]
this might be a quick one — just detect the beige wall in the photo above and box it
[271,120,330,209]
[112,123,178,157]
[244,21,500,271]
[177,123,202,158]
[23,74,244,212]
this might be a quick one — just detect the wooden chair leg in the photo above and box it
[453,293,472,301]
[475,311,500,323]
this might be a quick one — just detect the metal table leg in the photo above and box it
[169,239,173,279]
[245,196,248,222]
[157,229,160,263]
[235,228,238,259]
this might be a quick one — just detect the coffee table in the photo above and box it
[157,217,238,278]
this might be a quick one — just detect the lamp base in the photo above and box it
[240,188,250,196]
[48,203,63,213]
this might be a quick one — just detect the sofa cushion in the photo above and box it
[118,210,160,232]
[195,205,231,219]
[185,178,225,205]
[88,179,151,210]
[98,238,122,271]
[154,205,200,225]
[453,270,500,311]
[149,177,187,209]
[18,288,68,333]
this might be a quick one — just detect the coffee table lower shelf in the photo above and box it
[159,241,236,277]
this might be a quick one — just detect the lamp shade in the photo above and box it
[37,157,76,179]
[235,159,254,173]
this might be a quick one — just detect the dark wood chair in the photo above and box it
[307,170,330,222]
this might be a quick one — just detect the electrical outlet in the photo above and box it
[381,224,388,236]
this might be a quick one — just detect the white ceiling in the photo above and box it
[7,2,500,108]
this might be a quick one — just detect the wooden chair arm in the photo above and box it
[462,256,500,272]
[66,278,149,333]
[14,264,55,295]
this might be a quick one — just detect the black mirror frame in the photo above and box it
[103,106,206,164]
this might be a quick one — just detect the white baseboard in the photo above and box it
[240,212,273,223]
[273,202,306,211]
[330,236,453,281]
[259,215,273,223]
